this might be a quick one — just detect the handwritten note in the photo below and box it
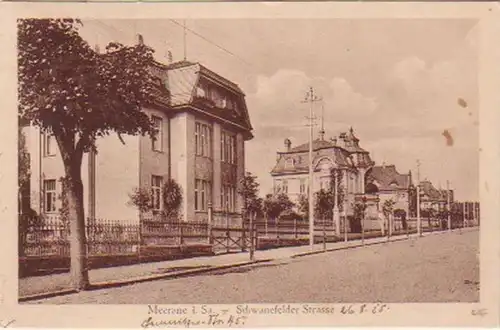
[141,304,391,328]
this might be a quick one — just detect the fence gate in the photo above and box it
[210,222,256,253]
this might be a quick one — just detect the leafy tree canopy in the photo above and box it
[238,172,263,218]
[18,19,158,158]
[263,193,294,219]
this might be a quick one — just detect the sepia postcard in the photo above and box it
[0,1,499,328]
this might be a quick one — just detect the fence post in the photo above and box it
[208,203,213,245]
[241,207,247,252]
[344,215,348,243]
[323,219,326,251]
[265,214,268,237]
[249,212,255,261]
[180,222,184,246]
[276,217,280,246]
[138,216,143,261]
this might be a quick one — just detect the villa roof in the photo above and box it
[286,139,336,153]
[149,60,252,134]
[367,165,411,191]
[271,143,355,175]
[419,181,454,201]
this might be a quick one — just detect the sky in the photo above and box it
[79,19,479,201]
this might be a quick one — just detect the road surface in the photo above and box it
[29,229,479,304]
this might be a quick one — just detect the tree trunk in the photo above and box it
[66,170,89,290]
[61,152,89,291]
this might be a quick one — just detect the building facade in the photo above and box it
[419,180,454,212]
[22,59,253,225]
[270,128,375,228]
[365,165,412,216]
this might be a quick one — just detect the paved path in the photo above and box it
[25,228,479,304]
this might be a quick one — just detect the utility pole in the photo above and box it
[302,87,321,249]
[416,159,422,237]
[183,20,187,61]
[446,180,451,231]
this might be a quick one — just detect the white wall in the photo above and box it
[24,125,140,223]
[170,112,190,222]
[94,133,140,223]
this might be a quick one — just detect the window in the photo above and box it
[151,175,163,211]
[285,158,295,169]
[151,116,163,152]
[221,131,237,164]
[299,179,306,194]
[44,133,56,157]
[44,180,57,213]
[195,179,211,211]
[195,122,212,157]
[282,180,288,194]
[221,184,236,212]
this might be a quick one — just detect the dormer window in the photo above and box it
[285,158,295,169]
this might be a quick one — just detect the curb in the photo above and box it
[291,234,412,259]
[18,258,273,303]
[290,228,478,259]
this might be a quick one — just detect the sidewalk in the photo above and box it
[19,227,477,301]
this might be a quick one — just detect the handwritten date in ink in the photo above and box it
[340,304,389,315]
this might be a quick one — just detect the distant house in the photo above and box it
[365,164,413,217]
[22,53,253,225]
[419,180,454,212]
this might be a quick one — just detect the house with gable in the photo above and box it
[21,37,253,226]
[365,164,413,217]
[419,180,454,212]
[270,127,375,232]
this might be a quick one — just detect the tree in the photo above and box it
[382,199,396,234]
[408,185,418,217]
[352,200,367,233]
[297,193,308,220]
[330,168,345,211]
[263,193,294,220]
[18,19,158,290]
[128,187,153,213]
[18,126,43,257]
[314,189,334,220]
[18,127,31,214]
[162,178,183,219]
[238,172,263,219]
[394,209,407,230]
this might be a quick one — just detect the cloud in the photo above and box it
[248,69,377,129]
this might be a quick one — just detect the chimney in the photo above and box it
[284,138,292,152]
[330,137,337,146]
[318,129,325,141]
[94,44,100,53]
[137,34,144,45]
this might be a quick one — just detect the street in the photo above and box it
[29,229,479,304]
